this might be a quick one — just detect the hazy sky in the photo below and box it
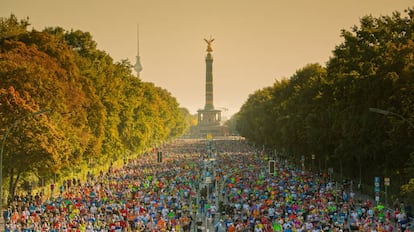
[1,1,411,117]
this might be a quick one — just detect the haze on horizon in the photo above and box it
[1,0,411,118]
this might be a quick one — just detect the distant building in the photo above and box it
[191,37,228,138]
[134,24,143,78]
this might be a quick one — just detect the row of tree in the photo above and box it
[235,8,414,203]
[0,15,191,202]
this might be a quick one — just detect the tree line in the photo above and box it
[0,15,191,202]
[235,8,414,204]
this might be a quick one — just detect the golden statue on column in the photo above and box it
[204,36,214,52]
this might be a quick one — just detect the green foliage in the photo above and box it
[0,15,189,202]
[0,14,29,41]
[237,86,274,146]
[402,178,414,204]
[225,113,240,135]
[237,8,414,203]
[0,87,69,198]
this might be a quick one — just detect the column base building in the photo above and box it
[192,108,228,138]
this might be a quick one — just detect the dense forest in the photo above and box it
[0,15,191,203]
[236,8,414,204]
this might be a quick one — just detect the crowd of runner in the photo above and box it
[2,138,412,231]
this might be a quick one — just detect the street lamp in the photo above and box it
[369,108,414,129]
[369,107,413,206]
[0,108,50,211]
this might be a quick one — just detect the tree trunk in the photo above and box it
[7,168,20,207]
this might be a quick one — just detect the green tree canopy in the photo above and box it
[236,8,414,204]
[0,14,189,203]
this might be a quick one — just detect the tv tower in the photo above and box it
[134,24,143,78]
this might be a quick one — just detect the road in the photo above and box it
[1,138,412,231]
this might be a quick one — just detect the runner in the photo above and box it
[3,138,405,232]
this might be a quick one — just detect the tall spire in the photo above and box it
[204,37,214,110]
[134,24,143,78]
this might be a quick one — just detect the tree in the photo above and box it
[236,87,273,146]
[326,8,414,189]
[0,14,29,41]
[0,87,69,200]
[236,8,414,203]
[0,15,193,198]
